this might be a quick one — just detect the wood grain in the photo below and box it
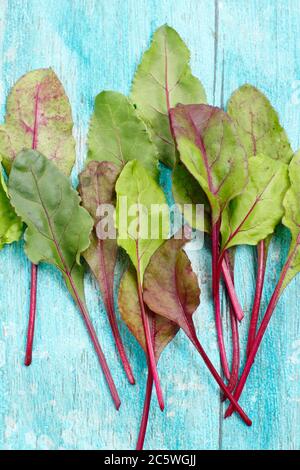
[0,0,299,450]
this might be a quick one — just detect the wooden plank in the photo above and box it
[0,0,299,450]
[216,0,300,450]
[0,0,220,450]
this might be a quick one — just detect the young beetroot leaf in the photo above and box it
[8,150,120,409]
[78,161,135,384]
[0,157,23,249]
[224,150,300,418]
[82,90,161,384]
[115,160,170,410]
[131,24,206,168]
[170,104,248,380]
[131,24,244,327]
[0,69,76,365]
[143,227,251,426]
[118,265,179,449]
[219,153,289,293]
[227,84,293,355]
[87,91,158,180]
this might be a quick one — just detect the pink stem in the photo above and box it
[221,258,244,321]
[225,239,296,418]
[24,264,38,366]
[136,270,164,411]
[106,299,135,385]
[136,370,154,450]
[246,240,266,357]
[67,272,121,410]
[228,304,240,393]
[212,220,230,380]
[98,240,135,384]
[25,86,40,366]
[225,252,240,393]
[189,328,251,426]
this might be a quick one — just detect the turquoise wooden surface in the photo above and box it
[0,0,299,450]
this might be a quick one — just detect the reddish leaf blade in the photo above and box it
[119,265,179,363]
[119,265,179,448]
[79,161,135,384]
[143,229,251,426]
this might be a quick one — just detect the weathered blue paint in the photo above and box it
[0,0,299,450]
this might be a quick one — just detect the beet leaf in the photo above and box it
[0,158,23,249]
[220,154,289,253]
[8,150,120,409]
[142,227,251,426]
[78,161,135,384]
[0,69,75,365]
[227,84,293,164]
[227,84,293,355]
[81,90,160,383]
[87,91,158,180]
[225,150,300,418]
[131,24,206,168]
[170,104,248,379]
[115,160,169,410]
[172,161,211,232]
[118,265,179,449]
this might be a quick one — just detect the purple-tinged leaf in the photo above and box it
[79,161,135,384]
[119,265,179,449]
[170,104,248,377]
[143,228,251,426]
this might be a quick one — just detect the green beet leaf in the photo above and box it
[0,68,75,176]
[87,91,158,180]
[172,161,210,232]
[227,84,293,164]
[221,154,289,251]
[0,158,23,249]
[224,149,300,418]
[8,150,92,297]
[131,24,206,168]
[78,160,135,384]
[226,84,293,356]
[0,68,76,366]
[115,160,169,281]
[115,159,169,411]
[8,150,120,408]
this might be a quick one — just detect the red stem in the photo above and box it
[24,264,38,366]
[136,370,153,450]
[25,85,40,366]
[189,329,251,426]
[246,240,266,357]
[221,258,244,321]
[228,304,240,393]
[212,219,230,380]
[224,252,240,393]
[98,241,135,385]
[136,271,164,411]
[225,240,297,418]
[106,299,135,385]
[67,272,121,410]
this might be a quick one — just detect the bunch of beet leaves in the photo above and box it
[0,25,299,450]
